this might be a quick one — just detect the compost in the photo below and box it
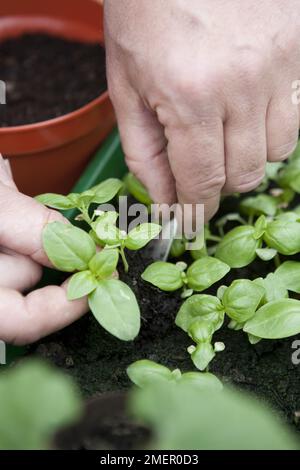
[0,34,107,127]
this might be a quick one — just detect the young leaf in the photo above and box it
[127,360,173,388]
[278,157,300,192]
[240,194,277,217]
[67,271,98,300]
[215,226,261,268]
[190,343,216,371]
[89,249,119,279]
[88,280,140,341]
[175,294,224,332]
[125,223,161,250]
[186,257,230,292]
[255,248,277,261]
[188,320,215,343]
[141,262,184,292]
[43,222,96,272]
[248,333,262,345]
[170,238,187,258]
[244,299,300,339]
[94,217,122,246]
[222,279,265,323]
[263,219,300,255]
[275,261,300,294]
[124,172,153,205]
[36,193,77,210]
[179,372,223,391]
[253,274,288,304]
[89,178,123,204]
[253,215,267,240]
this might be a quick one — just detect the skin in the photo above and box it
[104,0,300,220]
[1,0,300,343]
[0,156,88,345]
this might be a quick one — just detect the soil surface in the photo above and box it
[0,34,107,127]
[29,195,300,448]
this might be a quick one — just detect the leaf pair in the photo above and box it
[142,257,230,296]
[127,359,222,391]
[36,178,124,210]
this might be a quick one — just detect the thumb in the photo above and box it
[0,182,66,267]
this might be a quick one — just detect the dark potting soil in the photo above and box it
[0,34,107,127]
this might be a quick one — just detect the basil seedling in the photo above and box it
[38,182,161,342]
[142,257,230,298]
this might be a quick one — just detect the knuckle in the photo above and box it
[268,140,298,162]
[177,171,226,201]
[228,172,265,193]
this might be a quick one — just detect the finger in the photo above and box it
[108,78,176,205]
[0,280,88,345]
[223,109,267,193]
[266,93,299,161]
[0,247,42,291]
[0,183,66,267]
[0,155,17,190]
[167,119,225,222]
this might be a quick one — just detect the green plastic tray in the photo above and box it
[5,128,126,365]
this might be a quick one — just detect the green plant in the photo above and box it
[129,380,298,450]
[37,179,161,341]
[0,360,81,450]
[142,257,230,299]
[127,359,223,390]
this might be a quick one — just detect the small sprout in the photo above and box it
[214,342,225,352]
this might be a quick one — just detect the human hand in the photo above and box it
[0,157,88,345]
[104,0,300,220]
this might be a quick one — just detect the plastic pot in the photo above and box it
[0,0,116,196]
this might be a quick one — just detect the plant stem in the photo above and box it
[274,253,281,269]
[248,214,254,226]
[119,247,129,273]
[207,235,222,243]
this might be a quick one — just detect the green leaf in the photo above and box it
[275,261,300,294]
[124,172,152,205]
[67,271,98,300]
[43,222,96,272]
[240,194,277,217]
[180,372,223,391]
[263,219,300,255]
[265,161,285,181]
[127,360,173,388]
[186,256,230,292]
[125,223,161,250]
[141,262,184,292]
[244,299,300,339]
[253,215,267,240]
[248,333,262,345]
[255,248,277,261]
[222,279,265,323]
[94,214,122,246]
[278,157,300,192]
[175,294,224,333]
[215,226,261,268]
[89,249,119,279]
[170,238,187,258]
[190,343,216,371]
[253,274,288,304]
[130,381,298,450]
[0,360,81,450]
[89,178,123,204]
[188,320,215,343]
[36,193,77,210]
[88,280,140,341]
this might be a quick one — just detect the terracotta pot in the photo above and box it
[0,0,116,196]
